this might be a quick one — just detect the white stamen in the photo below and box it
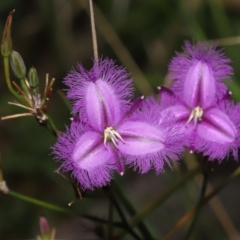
[186,106,204,126]
[1,113,32,120]
[120,172,124,176]
[8,102,34,111]
[104,126,125,148]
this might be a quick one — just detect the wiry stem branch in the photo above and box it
[185,173,208,239]
[89,0,98,62]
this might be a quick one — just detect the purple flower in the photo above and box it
[52,59,184,190]
[158,41,239,161]
[160,87,240,161]
[120,97,185,173]
[169,41,233,105]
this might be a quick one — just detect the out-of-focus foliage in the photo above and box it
[1,0,240,239]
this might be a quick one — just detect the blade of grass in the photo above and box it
[161,166,240,240]
[184,173,208,239]
[117,165,200,238]
[106,187,142,240]
[7,190,123,228]
[184,153,240,240]
[112,181,154,239]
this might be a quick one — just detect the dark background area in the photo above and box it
[1,0,240,239]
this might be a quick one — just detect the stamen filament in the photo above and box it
[104,127,125,148]
[8,102,34,111]
[1,112,32,120]
[12,81,32,106]
[186,106,204,126]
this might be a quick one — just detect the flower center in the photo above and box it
[186,106,204,126]
[103,126,125,148]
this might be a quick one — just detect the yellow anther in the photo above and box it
[186,106,204,126]
[104,127,125,148]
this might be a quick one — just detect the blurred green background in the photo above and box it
[1,0,240,239]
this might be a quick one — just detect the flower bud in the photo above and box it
[28,67,39,88]
[1,10,14,57]
[10,51,26,79]
[39,216,50,238]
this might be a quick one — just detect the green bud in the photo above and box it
[28,67,39,88]
[10,50,26,79]
[1,10,14,57]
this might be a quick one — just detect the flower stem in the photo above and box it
[161,166,240,240]
[184,173,208,239]
[117,166,200,239]
[112,180,154,239]
[45,114,59,137]
[89,0,98,62]
[107,200,113,239]
[129,166,200,227]
[8,189,124,227]
[106,187,141,240]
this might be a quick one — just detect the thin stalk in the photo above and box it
[78,0,154,95]
[161,166,240,240]
[46,114,59,137]
[20,78,29,97]
[117,166,200,238]
[107,188,141,240]
[107,200,113,239]
[89,0,98,62]
[56,89,71,111]
[112,181,154,239]
[129,166,200,227]
[8,190,123,227]
[185,173,208,240]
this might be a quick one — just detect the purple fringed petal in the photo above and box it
[199,108,237,143]
[72,131,114,168]
[169,41,233,103]
[64,58,133,127]
[52,121,116,190]
[117,97,185,173]
[84,79,122,131]
[118,121,166,154]
[159,87,190,123]
[161,104,189,122]
[183,61,216,108]
[192,101,240,161]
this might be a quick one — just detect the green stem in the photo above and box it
[3,56,22,102]
[20,77,29,96]
[107,187,141,240]
[112,181,154,239]
[161,166,240,240]
[117,166,200,238]
[185,173,208,240]
[45,114,59,137]
[8,190,123,227]
[56,89,71,111]
[107,199,113,239]
[130,166,200,227]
